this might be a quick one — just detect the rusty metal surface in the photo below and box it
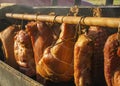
[33,6,120,17]
[0,60,43,86]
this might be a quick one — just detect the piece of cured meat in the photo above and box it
[36,23,76,82]
[0,25,20,69]
[87,26,108,86]
[26,21,54,82]
[74,34,93,86]
[14,30,35,77]
[104,33,120,86]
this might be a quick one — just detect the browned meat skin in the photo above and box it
[36,23,76,82]
[74,34,93,86]
[0,25,20,69]
[26,21,54,64]
[14,30,35,77]
[26,21,54,82]
[87,26,108,86]
[104,33,120,86]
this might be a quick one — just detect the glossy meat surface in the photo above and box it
[14,30,35,77]
[37,23,76,82]
[104,33,120,86]
[74,34,93,86]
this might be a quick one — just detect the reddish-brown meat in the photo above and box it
[0,25,20,69]
[87,26,108,86]
[14,30,35,77]
[74,34,93,86]
[104,33,120,86]
[26,21,54,82]
[36,23,76,82]
[26,21,54,63]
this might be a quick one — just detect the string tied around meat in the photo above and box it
[76,16,83,35]
[75,16,88,36]
[50,15,61,46]
[40,58,73,81]
[52,15,58,23]
[50,35,76,49]
[50,6,81,48]
[51,16,88,48]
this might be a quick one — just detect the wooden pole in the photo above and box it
[6,13,120,28]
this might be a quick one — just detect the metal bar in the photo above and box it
[106,0,113,5]
[6,13,120,28]
[74,0,81,5]
[51,0,58,6]
[0,61,43,86]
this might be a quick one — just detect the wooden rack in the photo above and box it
[6,13,120,28]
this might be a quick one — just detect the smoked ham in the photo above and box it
[104,33,120,86]
[0,25,20,69]
[26,21,54,63]
[74,34,93,86]
[36,23,76,82]
[14,30,35,77]
[87,26,108,86]
[26,21,54,82]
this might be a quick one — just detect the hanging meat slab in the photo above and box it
[74,34,93,86]
[14,30,36,77]
[36,23,76,82]
[87,26,108,86]
[26,21,54,83]
[0,25,20,69]
[104,33,120,86]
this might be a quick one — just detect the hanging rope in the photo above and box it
[20,13,25,30]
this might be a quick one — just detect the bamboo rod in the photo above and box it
[6,13,120,28]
